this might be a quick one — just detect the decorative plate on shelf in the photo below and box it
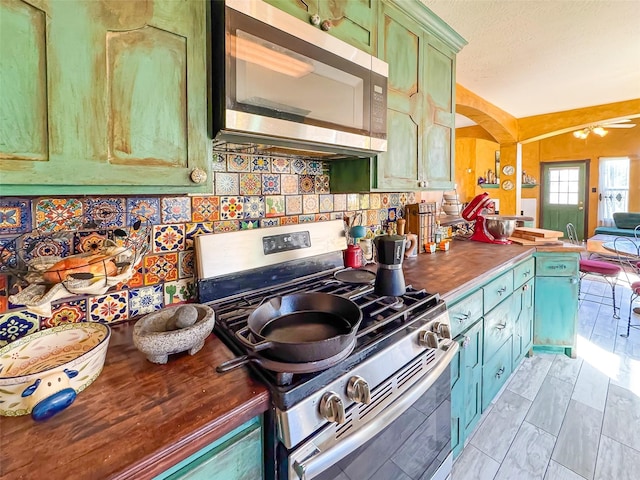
[502,180,514,191]
[502,165,515,176]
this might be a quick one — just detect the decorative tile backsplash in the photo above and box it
[0,154,422,347]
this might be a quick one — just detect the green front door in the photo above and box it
[541,161,588,240]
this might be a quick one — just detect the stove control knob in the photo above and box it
[320,392,346,424]
[432,321,442,332]
[347,376,371,404]
[418,331,439,349]
[439,324,452,339]
[439,339,454,351]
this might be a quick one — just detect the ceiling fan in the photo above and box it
[572,119,636,139]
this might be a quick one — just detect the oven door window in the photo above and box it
[312,366,452,480]
[227,10,370,135]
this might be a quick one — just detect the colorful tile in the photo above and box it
[34,198,83,232]
[240,220,260,230]
[378,209,388,222]
[244,196,265,219]
[84,197,126,228]
[214,172,239,195]
[152,224,185,253]
[319,194,334,213]
[397,206,405,218]
[0,198,31,234]
[388,207,397,222]
[291,158,306,174]
[227,153,251,172]
[89,291,128,324]
[239,173,262,196]
[367,209,379,225]
[281,216,299,225]
[251,156,271,173]
[333,194,347,212]
[128,284,163,318]
[161,197,191,223]
[315,174,330,193]
[381,194,391,208]
[262,174,281,194]
[114,264,144,290]
[0,310,39,347]
[271,157,290,174]
[347,193,359,211]
[185,222,214,250]
[178,251,194,279]
[144,252,179,284]
[399,193,408,206]
[260,218,280,228]
[0,238,17,272]
[370,193,381,209]
[211,152,227,172]
[191,196,219,222]
[19,232,73,263]
[265,196,285,217]
[299,175,315,194]
[330,212,344,220]
[0,275,6,314]
[299,214,316,223]
[281,174,299,195]
[41,299,86,329]
[74,231,108,254]
[126,197,160,225]
[285,195,303,215]
[359,194,370,210]
[213,220,240,233]
[164,278,196,305]
[389,193,400,207]
[303,195,319,214]
[220,196,244,220]
[408,192,417,204]
[306,160,324,175]
[315,213,330,222]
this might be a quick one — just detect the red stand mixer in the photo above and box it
[461,193,513,244]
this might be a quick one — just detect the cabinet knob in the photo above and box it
[310,14,321,26]
[321,20,332,31]
[190,168,207,184]
[347,376,371,404]
[320,392,346,424]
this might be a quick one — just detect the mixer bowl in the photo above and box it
[484,215,517,240]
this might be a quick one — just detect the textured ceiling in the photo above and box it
[421,0,640,127]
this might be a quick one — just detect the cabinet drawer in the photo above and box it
[482,339,512,411]
[483,271,514,314]
[513,258,535,289]
[449,290,484,337]
[483,295,514,362]
[535,255,579,277]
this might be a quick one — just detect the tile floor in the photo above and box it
[452,272,640,480]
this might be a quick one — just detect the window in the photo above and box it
[548,167,580,205]
[598,157,629,227]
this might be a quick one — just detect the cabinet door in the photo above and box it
[534,275,579,356]
[0,0,209,195]
[513,279,534,369]
[422,35,455,190]
[375,2,424,191]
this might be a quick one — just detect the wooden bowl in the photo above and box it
[0,322,111,421]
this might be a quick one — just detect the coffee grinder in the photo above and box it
[373,235,407,296]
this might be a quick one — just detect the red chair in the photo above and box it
[614,231,640,337]
[567,223,622,318]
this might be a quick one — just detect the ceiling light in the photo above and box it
[572,125,609,139]
[573,129,589,139]
[592,126,607,137]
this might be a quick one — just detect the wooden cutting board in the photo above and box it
[508,236,564,246]
[512,232,561,242]
[513,227,564,238]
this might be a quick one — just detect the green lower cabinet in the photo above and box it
[451,319,483,459]
[156,417,263,480]
[482,338,513,411]
[513,279,535,369]
[533,253,580,358]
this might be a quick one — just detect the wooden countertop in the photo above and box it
[0,323,270,480]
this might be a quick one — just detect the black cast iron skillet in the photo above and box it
[234,292,362,362]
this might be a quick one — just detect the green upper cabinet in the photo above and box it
[0,0,209,195]
[263,0,377,54]
[330,0,465,193]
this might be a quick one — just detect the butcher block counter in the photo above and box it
[0,324,270,480]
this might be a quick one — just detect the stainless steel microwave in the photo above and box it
[210,0,388,158]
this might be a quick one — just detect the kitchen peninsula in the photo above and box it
[0,240,581,480]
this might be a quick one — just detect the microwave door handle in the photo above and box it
[292,343,459,480]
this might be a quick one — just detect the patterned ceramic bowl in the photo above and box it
[0,322,110,421]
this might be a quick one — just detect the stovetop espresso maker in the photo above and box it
[373,234,407,296]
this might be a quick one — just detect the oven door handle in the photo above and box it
[292,343,459,480]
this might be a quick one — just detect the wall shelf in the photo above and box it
[478,184,499,189]
[522,184,538,189]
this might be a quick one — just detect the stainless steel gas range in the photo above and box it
[196,221,458,480]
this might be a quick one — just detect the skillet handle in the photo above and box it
[216,356,251,373]
[235,326,274,352]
